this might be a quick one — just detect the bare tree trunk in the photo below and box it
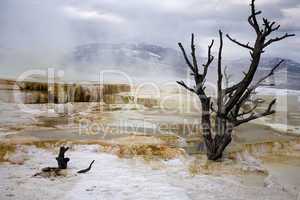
[204,134,232,160]
[203,121,232,161]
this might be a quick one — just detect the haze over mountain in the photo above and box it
[65,43,186,79]
[0,40,299,90]
[63,42,300,89]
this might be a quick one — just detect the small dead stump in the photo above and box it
[33,146,95,178]
[56,146,70,169]
[33,146,70,178]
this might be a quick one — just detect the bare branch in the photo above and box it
[202,40,215,78]
[264,33,296,48]
[231,60,282,122]
[178,42,194,72]
[223,83,240,94]
[191,33,199,74]
[176,81,196,94]
[226,34,254,51]
[237,100,260,117]
[262,18,281,36]
[252,59,284,88]
[231,59,282,118]
[234,99,276,126]
[248,0,262,34]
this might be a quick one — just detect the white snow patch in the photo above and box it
[0,145,295,200]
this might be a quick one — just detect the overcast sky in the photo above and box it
[0,0,299,77]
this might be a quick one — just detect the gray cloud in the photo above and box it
[0,0,299,78]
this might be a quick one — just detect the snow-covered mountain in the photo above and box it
[64,42,300,89]
[64,43,186,80]
[71,43,180,65]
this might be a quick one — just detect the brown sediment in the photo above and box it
[12,81,161,108]
[35,116,70,128]
[157,134,183,146]
[135,97,159,108]
[113,144,185,160]
[0,79,16,86]
[227,138,300,159]
[188,158,268,176]
[0,144,16,162]
[0,134,186,162]
[14,81,131,104]
[97,135,185,160]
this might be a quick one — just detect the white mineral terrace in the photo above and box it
[0,145,299,200]
[0,81,300,200]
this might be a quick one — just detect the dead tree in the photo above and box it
[177,0,295,160]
